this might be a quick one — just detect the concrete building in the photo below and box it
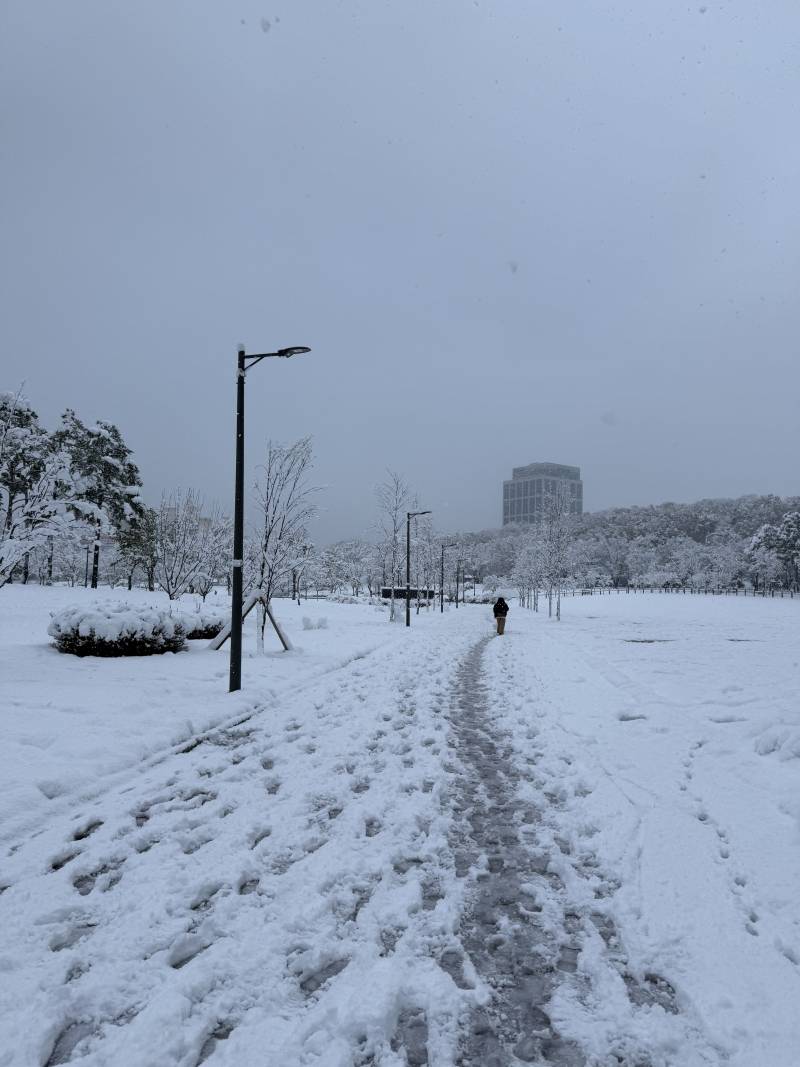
[502,462,583,525]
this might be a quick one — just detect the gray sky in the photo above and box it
[2,0,799,543]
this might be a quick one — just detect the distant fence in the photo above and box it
[566,586,796,598]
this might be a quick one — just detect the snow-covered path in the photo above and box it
[447,635,715,1067]
[0,613,482,1067]
[1,594,798,1066]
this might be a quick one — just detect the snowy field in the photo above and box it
[0,586,399,843]
[0,587,798,1066]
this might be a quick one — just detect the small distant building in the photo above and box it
[502,462,583,525]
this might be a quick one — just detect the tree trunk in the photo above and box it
[256,599,265,655]
[91,539,100,589]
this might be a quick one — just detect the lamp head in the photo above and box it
[277,346,311,358]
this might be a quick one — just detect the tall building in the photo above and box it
[502,462,583,525]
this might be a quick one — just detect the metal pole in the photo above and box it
[84,545,90,587]
[455,561,459,608]
[440,544,445,613]
[90,521,100,589]
[229,346,246,692]
[405,512,411,627]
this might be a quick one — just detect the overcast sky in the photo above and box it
[2,0,798,543]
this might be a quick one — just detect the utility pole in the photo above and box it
[406,510,431,626]
[228,344,310,693]
[229,347,246,693]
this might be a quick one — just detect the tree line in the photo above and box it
[4,388,798,609]
[0,390,317,607]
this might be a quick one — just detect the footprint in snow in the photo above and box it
[298,957,349,995]
[51,849,81,872]
[73,857,125,896]
[439,948,473,989]
[168,934,213,969]
[390,1007,429,1067]
[249,826,272,849]
[196,1021,235,1065]
[190,883,223,912]
[50,922,96,952]
[44,1020,97,1066]
[72,819,102,842]
[182,834,213,855]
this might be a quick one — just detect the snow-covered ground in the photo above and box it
[0,587,798,1066]
[485,592,800,1065]
[0,586,400,843]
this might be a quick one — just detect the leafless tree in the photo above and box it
[375,469,410,622]
[195,513,231,601]
[155,489,225,600]
[253,437,318,608]
[541,486,574,620]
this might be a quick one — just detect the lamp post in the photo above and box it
[406,510,431,627]
[229,344,310,693]
[440,542,457,613]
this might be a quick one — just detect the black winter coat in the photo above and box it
[493,599,509,618]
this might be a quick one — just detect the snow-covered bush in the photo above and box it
[302,615,328,630]
[172,608,225,640]
[48,603,187,657]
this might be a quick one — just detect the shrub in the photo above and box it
[173,608,225,640]
[302,616,328,631]
[48,603,188,657]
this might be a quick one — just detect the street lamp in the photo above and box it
[440,542,457,613]
[406,510,432,627]
[229,344,310,693]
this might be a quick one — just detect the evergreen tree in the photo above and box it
[52,410,144,588]
[117,506,158,590]
[0,391,77,588]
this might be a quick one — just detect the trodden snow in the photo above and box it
[0,588,798,1066]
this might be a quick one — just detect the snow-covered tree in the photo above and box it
[511,535,538,610]
[752,513,800,589]
[155,490,226,600]
[117,507,159,591]
[541,487,575,619]
[254,437,318,607]
[336,539,370,597]
[0,392,82,589]
[52,409,144,588]
[482,574,501,594]
[320,544,347,595]
[375,470,410,622]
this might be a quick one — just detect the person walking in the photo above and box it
[493,596,509,635]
